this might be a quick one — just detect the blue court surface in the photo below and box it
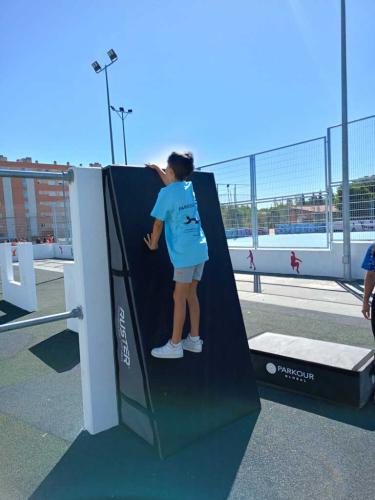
[227,231,374,248]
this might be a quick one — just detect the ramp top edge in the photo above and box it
[248,332,374,371]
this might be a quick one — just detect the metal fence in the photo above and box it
[0,193,71,244]
[199,114,375,248]
[328,115,375,242]
[0,212,71,243]
[1,115,374,249]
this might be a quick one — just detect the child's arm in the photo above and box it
[146,164,170,186]
[144,219,164,250]
[362,270,375,319]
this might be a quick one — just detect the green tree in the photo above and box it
[333,179,375,219]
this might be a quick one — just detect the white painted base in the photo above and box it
[54,244,74,260]
[0,242,37,311]
[10,243,73,262]
[229,241,370,279]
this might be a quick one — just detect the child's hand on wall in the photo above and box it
[144,233,158,251]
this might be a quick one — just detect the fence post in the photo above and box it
[326,128,334,246]
[324,134,331,247]
[250,155,258,249]
[51,205,58,239]
[3,178,16,239]
[26,178,38,237]
[62,180,71,242]
[250,155,261,293]
[341,0,352,280]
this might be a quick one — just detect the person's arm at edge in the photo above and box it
[362,270,375,319]
[146,164,170,186]
[144,219,164,250]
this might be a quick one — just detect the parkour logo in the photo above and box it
[118,306,130,367]
[265,362,315,383]
[266,363,277,374]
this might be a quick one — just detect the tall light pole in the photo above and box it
[341,0,351,280]
[111,106,133,165]
[91,49,118,165]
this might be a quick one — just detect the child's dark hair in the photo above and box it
[168,151,194,180]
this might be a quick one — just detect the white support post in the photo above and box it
[63,262,79,333]
[69,166,118,434]
[0,242,37,312]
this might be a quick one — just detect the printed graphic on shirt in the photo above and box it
[184,216,200,225]
[150,181,208,268]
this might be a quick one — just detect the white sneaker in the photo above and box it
[182,335,203,353]
[151,340,183,359]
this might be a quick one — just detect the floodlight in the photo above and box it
[107,49,118,62]
[91,61,102,73]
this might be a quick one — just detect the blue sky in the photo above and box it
[0,0,374,168]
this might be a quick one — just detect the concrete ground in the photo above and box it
[0,261,374,500]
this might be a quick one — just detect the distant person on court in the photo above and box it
[247,249,256,270]
[290,251,302,274]
[361,242,375,336]
[144,152,209,359]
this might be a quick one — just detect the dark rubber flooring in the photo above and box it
[0,269,374,500]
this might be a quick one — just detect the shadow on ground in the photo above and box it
[29,329,80,373]
[30,412,259,500]
[259,384,375,431]
[0,300,29,324]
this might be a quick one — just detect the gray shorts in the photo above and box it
[173,262,205,283]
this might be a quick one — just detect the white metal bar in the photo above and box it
[0,307,83,333]
[0,168,74,182]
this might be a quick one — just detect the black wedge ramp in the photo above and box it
[102,165,260,457]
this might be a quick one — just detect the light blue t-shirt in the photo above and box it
[151,181,209,268]
[361,243,375,271]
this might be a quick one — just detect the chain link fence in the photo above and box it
[1,115,374,248]
[199,156,254,246]
[199,114,375,248]
[0,193,71,244]
[328,115,375,241]
[253,137,328,248]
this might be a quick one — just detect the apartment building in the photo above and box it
[0,156,73,241]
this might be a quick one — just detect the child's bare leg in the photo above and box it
[171,282,191,344]
[187,280,200,337]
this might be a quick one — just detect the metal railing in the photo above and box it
[0,168,73,182]
[0,166,83,334]
[0,165,140,179]
[0,307,83,333]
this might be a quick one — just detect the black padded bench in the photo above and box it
[249,332,375,407]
